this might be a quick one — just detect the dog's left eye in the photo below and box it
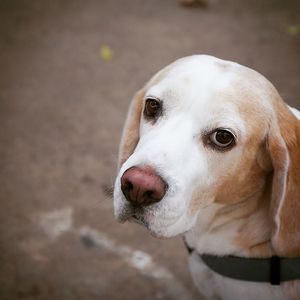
[209,129,235,149]
[144,98,162,119]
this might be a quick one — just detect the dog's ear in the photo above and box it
[118,89,145,169]
[268,102,300,256]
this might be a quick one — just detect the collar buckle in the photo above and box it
[270,256,281,285]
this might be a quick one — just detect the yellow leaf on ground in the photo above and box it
[100,45,113,61]
[287,25,300,36]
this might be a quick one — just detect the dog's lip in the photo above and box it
[126,206,153,228]
[115,204,147,224]
[116,212,129,223]
[128,214,144,225]
[115,205,133,223]
[129,211,147,225]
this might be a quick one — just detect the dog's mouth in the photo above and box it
[129,213,147,226]
[129,205,151,226]
[116,204,149,226]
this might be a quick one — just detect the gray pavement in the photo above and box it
[0,0,299,299]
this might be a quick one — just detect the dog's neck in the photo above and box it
[185,186,274,258]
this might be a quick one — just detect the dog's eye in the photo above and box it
[210,129,235,149]
[144,98,162,119]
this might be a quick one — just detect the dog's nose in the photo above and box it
[121,166,167,207]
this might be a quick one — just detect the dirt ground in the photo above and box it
[0,0,299,299]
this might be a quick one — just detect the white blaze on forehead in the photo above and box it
[144,55,246,140]
[146,55,238,106]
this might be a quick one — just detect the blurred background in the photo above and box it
[0,0,299,299]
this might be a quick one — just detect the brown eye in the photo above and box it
[210,129,235,148]
[144,98,162,119]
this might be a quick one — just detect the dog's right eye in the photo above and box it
[144,98,162,120]
[208,129,236,150]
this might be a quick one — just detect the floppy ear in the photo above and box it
[118,89,145,169]
[268,103,300,256]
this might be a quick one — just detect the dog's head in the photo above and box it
[113,55,300,256]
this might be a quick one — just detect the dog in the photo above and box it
[113,55,300,299]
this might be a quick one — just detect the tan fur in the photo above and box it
[216,61,230,70]
[214,154,267,205]
[268,100,300,256]
[188,72,300,262]
[234,188,274,257]
[214,75,300,258]
[118,90,144,168]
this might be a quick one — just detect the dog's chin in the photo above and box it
[129,211,192,239]
[128,214,148,227]
[114,202,193,238]
[127,215,169,239]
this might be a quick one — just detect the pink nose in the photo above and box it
[121,166,167,207]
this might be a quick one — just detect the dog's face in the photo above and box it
[113,56,300,251]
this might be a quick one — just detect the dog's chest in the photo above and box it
[188,252,283,300]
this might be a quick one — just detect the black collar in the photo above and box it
[184,239,300,285]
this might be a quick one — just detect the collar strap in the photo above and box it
[184,239,300,285]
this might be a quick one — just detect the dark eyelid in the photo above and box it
[214,128,236,139]
[202,127,237,151]
[143,96,163,122]
[203,127,237,140]
[144,95,161,102]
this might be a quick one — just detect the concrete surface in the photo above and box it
[0,0,299,299]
